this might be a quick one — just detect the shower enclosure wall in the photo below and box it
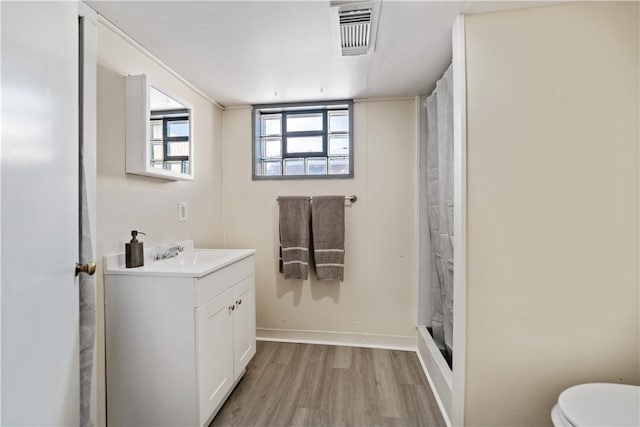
[417,16,467,427]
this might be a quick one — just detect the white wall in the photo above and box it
[96,20,224,426]
[463,2,639,425]
[222,100,418,348]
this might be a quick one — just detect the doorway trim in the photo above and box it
[451,14,467,427]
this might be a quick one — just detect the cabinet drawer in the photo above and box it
[195,255,254,307]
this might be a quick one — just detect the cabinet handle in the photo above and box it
[236,299,242,306]
[228,305,235,311]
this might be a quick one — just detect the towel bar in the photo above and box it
[277,195,357,203]
[341,195,357,203]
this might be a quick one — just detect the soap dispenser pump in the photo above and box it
[125,230,146,268]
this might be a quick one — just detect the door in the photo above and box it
[1,2,82,425]
[233,275,256,378]
[195,288,234,426]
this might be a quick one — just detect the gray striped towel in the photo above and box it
[278,196,311,280]
[311,196,345,281]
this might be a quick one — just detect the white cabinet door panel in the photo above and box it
[233,275,256,378]
[196,288,234,426]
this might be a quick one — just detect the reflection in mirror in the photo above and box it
[149,87,190,175]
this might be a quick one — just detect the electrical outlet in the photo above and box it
[178,202,188,222]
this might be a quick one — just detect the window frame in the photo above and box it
[252,100,354,180]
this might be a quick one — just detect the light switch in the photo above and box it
[178,202,188,222]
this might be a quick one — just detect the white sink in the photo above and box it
[103,241,255,278]
[152,250,236,267]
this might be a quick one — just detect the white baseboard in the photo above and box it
[416,326,452,427]
[256,328,417,351]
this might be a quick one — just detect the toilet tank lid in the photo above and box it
[558,383,640,427]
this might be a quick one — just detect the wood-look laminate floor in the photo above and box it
[210,341,446,427]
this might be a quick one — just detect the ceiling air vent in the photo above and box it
[339,8,373,56]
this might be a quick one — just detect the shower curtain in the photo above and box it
[79,136,96,426]
[78,7,97,424]
[425,65,454,359]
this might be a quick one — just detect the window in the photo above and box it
[252,100,353,179]
[149,108,190,174]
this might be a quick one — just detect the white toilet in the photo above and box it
[551,383,640,426]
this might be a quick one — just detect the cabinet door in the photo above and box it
[196,288,234,426]
[233,275,256,378]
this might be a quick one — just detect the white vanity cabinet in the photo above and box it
[104,248,256,427]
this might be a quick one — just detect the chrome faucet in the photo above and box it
[154,244,185,260]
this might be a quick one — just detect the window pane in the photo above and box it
[287,136,323,154]
[167,141,189,157]
[329,111,349,133]
[261,114,281,136]
[164,161,182,172]
[151,161,163,169]
[329,157,349,175]
[284,158,304,175]
[262,137,282,158]
[329,135,349,156]
[263,160,282,176]
[182,161,190,174]
[286,113,323,132]
[151,143,163,161]
[167,121,189,138]
[150,121,163,140]
[306,158,327,175]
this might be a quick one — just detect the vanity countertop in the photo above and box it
[103,241,255,278]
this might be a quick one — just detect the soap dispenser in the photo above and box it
[125,230,146,268]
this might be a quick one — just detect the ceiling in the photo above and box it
[88,1,552,107]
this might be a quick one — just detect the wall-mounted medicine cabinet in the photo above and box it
[125,74,194,181]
